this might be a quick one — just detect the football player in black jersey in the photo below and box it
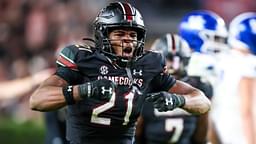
[135,33,213,144]
[29,2,210,144]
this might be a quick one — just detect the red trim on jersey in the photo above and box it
[123,3,133,21]
[57,55,78,70]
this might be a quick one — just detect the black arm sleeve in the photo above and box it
[150,73,176,92]
[55,67,84,85]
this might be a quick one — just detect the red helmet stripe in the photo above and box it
[171,34,176,52]
[123,3,133,21]
[118,2,133,21]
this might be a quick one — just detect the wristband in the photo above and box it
[173,94,186,108]
[78,82,91,99]
[62,85,75,105]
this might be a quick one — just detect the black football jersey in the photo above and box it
[55,45,176,143]
[141,76,213,144]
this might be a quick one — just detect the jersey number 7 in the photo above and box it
[166,118,184,143]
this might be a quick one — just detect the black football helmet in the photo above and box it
[151,33,192,77]
[93,2,146,66]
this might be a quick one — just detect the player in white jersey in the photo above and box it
[178,10,229,143]
[210,12,256,144]
[179,10,229,86]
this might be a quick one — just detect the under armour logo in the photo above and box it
[133,69,142,76]
[101,87,113,95]
[165,97,173,106]
[67,86,72,92]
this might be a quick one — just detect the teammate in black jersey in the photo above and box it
[136,33,213,144]
[29,2,210,144]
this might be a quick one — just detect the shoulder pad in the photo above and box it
[149,50,165,66]
[56,45,79,71]
[141,50,166,73]
[75,44,93,53]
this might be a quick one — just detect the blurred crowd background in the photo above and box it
[0,0,255,143]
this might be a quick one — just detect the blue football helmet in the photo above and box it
[228,12,256,55]
[179,10,228,54]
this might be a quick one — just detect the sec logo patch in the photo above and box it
[100,65,108,75]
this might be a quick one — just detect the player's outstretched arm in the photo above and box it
[0,68,53,100]
[239,77,255,144]
[169,80,211,114]
[30,75,116,112]
[30,75,71,111]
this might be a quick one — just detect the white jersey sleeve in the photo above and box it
[187,52,219,85]
[239,54,256,78]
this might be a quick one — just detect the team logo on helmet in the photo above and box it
[179,10,228,53]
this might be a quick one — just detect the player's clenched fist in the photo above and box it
[78,79,116,101]
[146,92,185,112]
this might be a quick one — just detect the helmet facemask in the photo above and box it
[103,27,144,56]
[166,53,189,79]
[199,30,229,54]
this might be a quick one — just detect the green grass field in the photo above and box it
[0,118,45,144]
